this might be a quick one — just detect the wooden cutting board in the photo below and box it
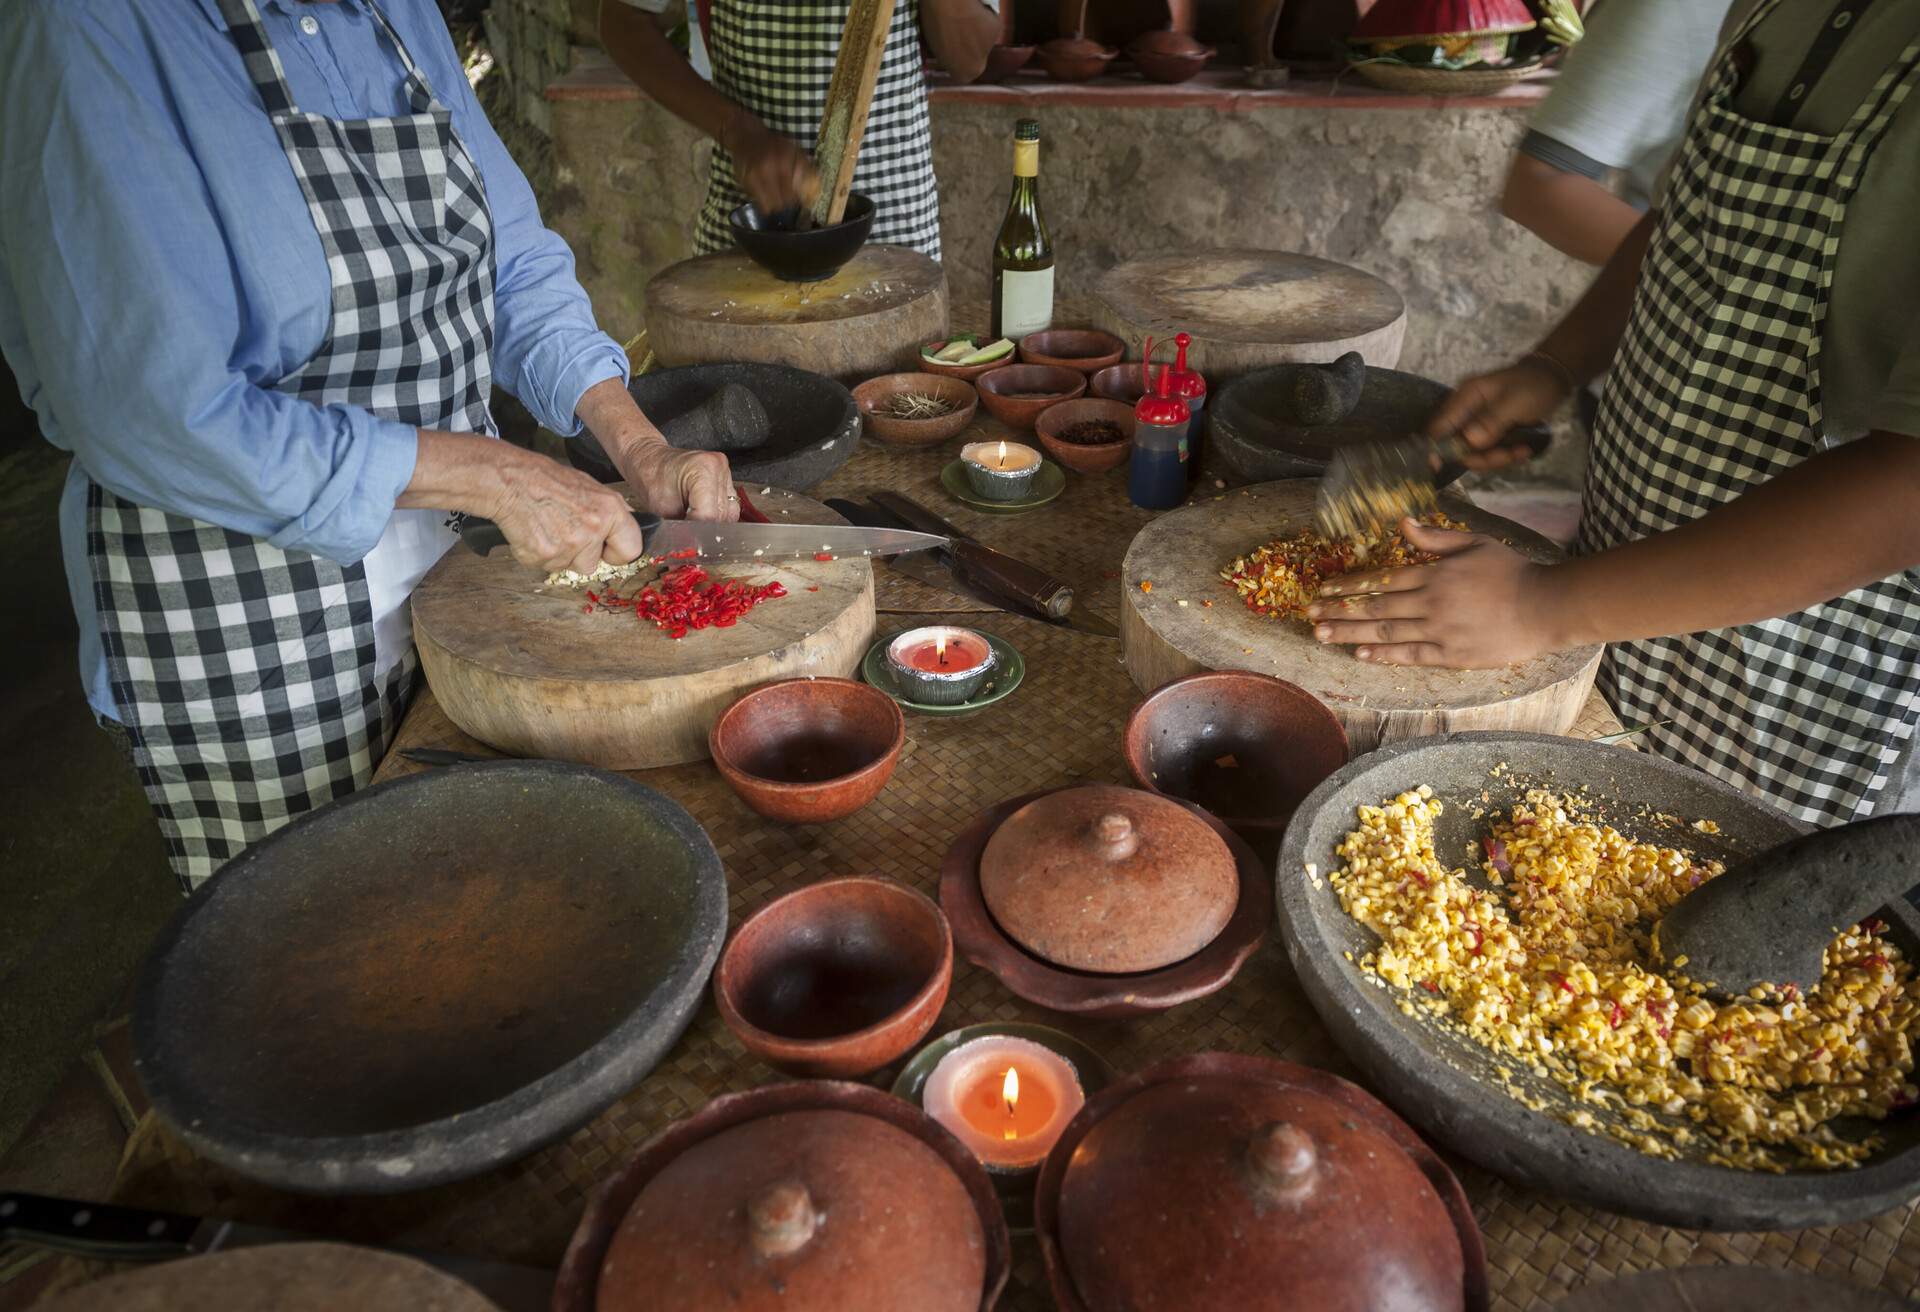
[1121,481,1602,753]
[412,487,875,770]
[1090,250,1407,382]
[646,247,947,382]
[39,1244,500,1312]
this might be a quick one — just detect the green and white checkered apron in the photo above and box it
[1578,0,1920,825]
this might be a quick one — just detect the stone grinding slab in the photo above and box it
[1121,480,1603,752]
[1275,732,1920,1231]
[412,486,874,769]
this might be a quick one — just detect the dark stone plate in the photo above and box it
[1276,732,1920,1231]
[133,761,727,1194]
[568,363,860,492]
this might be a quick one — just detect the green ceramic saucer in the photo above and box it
[860,630,1024,716]
[939,458,1066,514]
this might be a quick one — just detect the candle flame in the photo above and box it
[1003,1066,1019,1114]
[996,440,1008,469]
[936,633,948,665]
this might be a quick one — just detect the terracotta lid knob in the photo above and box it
[1247,1122,1318,1205]
[1089,812,1139,861]
[747,1180,818,1259]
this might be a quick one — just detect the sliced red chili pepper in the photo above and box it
[813,552,835,561]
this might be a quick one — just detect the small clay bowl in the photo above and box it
[1089,363,1148,406]
[1019,329,1126,374]
[714,877,954,1079]
[978,44,1036,83]
[853,373,979,448]
[976,364,1087,431]
[1035,398,1135,474]
[1035,36,1117,83]
[920,335,1011,383]
[1124,671,1350,839]
[709,677,906,825]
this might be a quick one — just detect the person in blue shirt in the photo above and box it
[0,0,737,889]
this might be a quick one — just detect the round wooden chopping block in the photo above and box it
[1121,481,1601,753]
[645,246,948,383]
[1091,250,1407,382]
[412,487,875,769]
[1555,1267,1913,1312]
[38,1243,501,1312]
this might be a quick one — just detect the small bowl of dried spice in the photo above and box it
[852,373,980,449]
[1034,398,1135,473]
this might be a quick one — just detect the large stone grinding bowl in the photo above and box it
[568,363,860,491]
[1210,364,1551,485]
[132,761,727,1195]
[1276,732,1920,1230]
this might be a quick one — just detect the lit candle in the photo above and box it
[923,1035,1085,1171]
[960,440,1042,502]
[883,625,996,706]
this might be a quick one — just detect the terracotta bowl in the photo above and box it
[552,1081,1012,1312]
[978,44,1036,82]
[1019,329,1126,374]
[1034,398,1135,474]
[1124,671,1350,839]
[939,788,1272,1017]
[1035,37,1118,83]
[1089,363,1148,406]
[714,877,954,1079]
[853,373,979,448]
[975,364,1087,431]
[709,678,906,825]
[919,335,1011,383]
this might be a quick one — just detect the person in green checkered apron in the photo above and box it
[1308,0,1920,827]
[600,0,1002,259]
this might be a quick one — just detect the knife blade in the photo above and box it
[826,498,1118,639]
[0,1192,554,1312]
[1314,426,1551,539]
[866,492,1075,619]
[458,512,944,564]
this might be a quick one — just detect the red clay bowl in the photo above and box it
[1035,398,1135,474]
[552,1080,1012,1312]
[939,788,1272,1018]
[1035,37,1118,83]
[1018,329,1126,374]
[1124,671,1350,838]
[975,364,1087,431]
[714,877,954,1079]
[978,43,1036,82]
[1089,363,1149,406]
[710,678,906,825]
[853,373,979,448]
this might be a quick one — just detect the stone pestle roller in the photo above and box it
[1656,811,1920,1000]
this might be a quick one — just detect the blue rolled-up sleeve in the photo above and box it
[0,8,417,566]
[418,11,629,436]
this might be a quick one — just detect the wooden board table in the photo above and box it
[62,432,1920,1312]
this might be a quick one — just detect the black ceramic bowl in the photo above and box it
[728,193,876,284]
[567,363,860,492]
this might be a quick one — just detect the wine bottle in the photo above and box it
[990,119,1054,341]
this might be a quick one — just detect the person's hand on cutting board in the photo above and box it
[578,376,740,524]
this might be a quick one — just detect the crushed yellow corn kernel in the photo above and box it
[1330,787,1920,1170]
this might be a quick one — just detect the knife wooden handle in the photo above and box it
[949,540,1073,619]
[1434,426,1551,483]
[1,1192,201,1261]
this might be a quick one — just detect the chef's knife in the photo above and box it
[826,498,1118,639]
[0,1192,554,1312]
[458,510,944,564]
[1314,426,1551,538]
[866,492,1074,619]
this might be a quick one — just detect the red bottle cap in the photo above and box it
[1135,363,1191,426]
[1166,331,1207,402]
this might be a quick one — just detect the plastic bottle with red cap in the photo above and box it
[1129,362,1192,511]
[1164,331,1207,422]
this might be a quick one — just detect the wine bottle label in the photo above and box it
[998,267,1054,339]
[1013,139,1039,177]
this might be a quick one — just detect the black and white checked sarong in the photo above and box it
[695,0,941,258]
[88,0,497,889]
[1578,0,1920,826]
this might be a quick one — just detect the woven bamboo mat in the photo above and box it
[83,429,1920,1312]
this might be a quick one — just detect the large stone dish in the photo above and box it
[1276,732,1920,1230]
[133,761,727,1195]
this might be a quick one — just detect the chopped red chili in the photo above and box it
[813,552,835,561]
[581,565,788,638]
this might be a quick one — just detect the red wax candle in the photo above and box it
[899,633,991,674]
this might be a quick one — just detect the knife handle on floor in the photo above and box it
[1,1192,201,1261]
[947,540,1074,619]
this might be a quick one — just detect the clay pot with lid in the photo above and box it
[1036,1052,1489,1312]
[942,785,1272,1016]
[555,1081,1011,1312]
[1126,28,1216,82]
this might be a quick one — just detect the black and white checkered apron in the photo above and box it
[695,0,941,258]
[1578,0,1920,826]
[87,0,496,889]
